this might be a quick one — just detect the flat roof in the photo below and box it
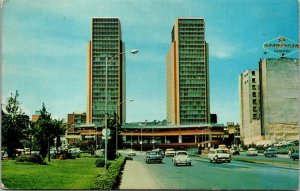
[121,123,225,129]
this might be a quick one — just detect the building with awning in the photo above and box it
[121,123,226,153]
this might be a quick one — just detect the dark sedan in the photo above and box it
[145,151,163,164]
[290,151,299,161]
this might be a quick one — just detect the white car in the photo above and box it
[246,148,258,156]
[126,149,136,156]
[165,148,176,157]
[208,149,231,163]
[172,151,192,166]
[68,148,82,157]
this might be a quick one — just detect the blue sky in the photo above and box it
[1,0,299,124]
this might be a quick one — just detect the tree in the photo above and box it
[21,121,36,155]
[34,103,52,160]
[52,118,67,151]
[105,113,118,160]
[1,91,29,158]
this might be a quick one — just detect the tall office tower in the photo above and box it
[259,58,299,141]
[166,18,210,125]
[239,70,261,145]
[87,18,126,125]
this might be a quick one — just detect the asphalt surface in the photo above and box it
[118,152,299,190]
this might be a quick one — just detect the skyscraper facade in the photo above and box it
[166,18,210,125]
[239,70,261,145]
[259,58,299,142]
[87,18,126,125]
[239,58,299,145]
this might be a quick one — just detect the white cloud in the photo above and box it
[207,37,240,59]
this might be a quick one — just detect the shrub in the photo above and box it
[95,158,105,167]
[92,157,126,190]
[16,154,44,164]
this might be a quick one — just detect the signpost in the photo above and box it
[263,36,299,57]
[102,128,111,169]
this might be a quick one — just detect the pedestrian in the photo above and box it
[288,149,291,157]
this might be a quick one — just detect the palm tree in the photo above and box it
[52,119,67,152]
[21,121,35,155]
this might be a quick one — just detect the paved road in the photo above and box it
[119,153,299,190]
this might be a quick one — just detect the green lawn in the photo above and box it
[2,157,106,190]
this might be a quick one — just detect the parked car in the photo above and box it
[165,148,176,157]
[263,147,277,157]
[208,149,231,163]
[172,151,192,166]
[289,140,299,146]
[145,150,163,163]
[246,148,258,156]
[290,151,299,161]
[126,149,136,156]
[274,142,287,147]
[68,148,82,157]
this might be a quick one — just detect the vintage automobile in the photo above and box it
[165,148,176,157]
[172,151,192,166]
[145,150,163,163]
[246,148,258,156]
[126,149,136,156]
[208,149,231,163]
[290,151,299,161]
[152,148,164,158]
[263,147,277,157]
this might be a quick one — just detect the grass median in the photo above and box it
[2,157,106,189]
[195,153,299,169]
[231,155,299,169]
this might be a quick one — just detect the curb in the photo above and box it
[192,154,299,170]
[232,158,299,170]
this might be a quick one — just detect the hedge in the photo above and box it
[15,154,45,165]
[95,158,105,167]
[92,157,126,190]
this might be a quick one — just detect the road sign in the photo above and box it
[102,128,111,136]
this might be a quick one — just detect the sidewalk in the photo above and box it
[118,158,162,189]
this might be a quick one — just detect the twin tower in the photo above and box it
[87,18,210,126]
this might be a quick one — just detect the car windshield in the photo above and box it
[177,152,187,156]
[166,149,174,151]
[147,152,158,155]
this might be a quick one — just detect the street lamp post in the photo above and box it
[104,49,138,169]
[95,125,98,150]
[116,99,133,156]
[130,131,133,149]
[141,120,147,152]
[140,128,143,152]
[152,127,154,149]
